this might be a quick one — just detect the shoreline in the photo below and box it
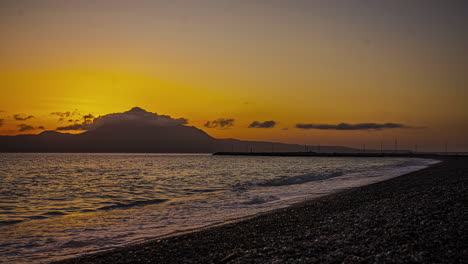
[213,152,466,158]
[53,156,467,263]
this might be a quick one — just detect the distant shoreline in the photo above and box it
[54,156,467,263]
[213,151,465,158]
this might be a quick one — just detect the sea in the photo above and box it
[0,153,438,263]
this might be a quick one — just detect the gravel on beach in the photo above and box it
[55,156,467,263]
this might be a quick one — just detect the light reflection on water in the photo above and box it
[0,153,437,263]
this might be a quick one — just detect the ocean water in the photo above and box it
[0,153,438,263]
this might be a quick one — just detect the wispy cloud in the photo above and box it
[51,111,72,118]
[56,123,89,131]
[204,118,235,129]
[17,124,46,132]
[248,120,276,128]
[56,114,96,131]
[83,114,95,120]
[51,111,81,121]
[13,114,34,121]
[18,124,35,132]
[296,122,416,131]
[0,119,4,127]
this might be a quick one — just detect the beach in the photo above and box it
[53,155,467,263]
[4,1,467,263]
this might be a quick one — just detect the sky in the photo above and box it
[1,0,467,152]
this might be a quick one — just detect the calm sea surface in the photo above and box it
[0,153,437,263]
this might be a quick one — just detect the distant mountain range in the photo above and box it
[0,123,409,153]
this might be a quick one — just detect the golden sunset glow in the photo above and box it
[1,1,467,151]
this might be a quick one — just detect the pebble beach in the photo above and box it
[55,156,467,263]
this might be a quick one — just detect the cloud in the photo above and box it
[51,111,81,121]
[51,111,72,118]
[55,112,97,131]
[17,124,45,132]
[295,122,414,131]
[204,118,235,129]
[248,120,276,128]
[55,112,100,131]
[83,114,95,120]
[18,124,35,132]
[0,119,4,127]
[56,113,96,129]
[56,123,89,131]
[56,107,188,131]
[13,114,34,121]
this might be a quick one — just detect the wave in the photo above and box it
[61,239,94,249]
[182,188,226,193]
[97,198,170,211]
[256,171,344,187]
[0,219,23,226]
[80,209,96,213]
[242,159,436,189]
[241,195,280,205]
[42,211,68,216]
[27,215,49,220]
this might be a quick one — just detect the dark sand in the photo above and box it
[55,156,467,263]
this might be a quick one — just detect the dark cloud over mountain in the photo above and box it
[56,107,188,131]
[18,124,35,132]
[56,123,89,131]
[248,120,276,128]
[57,113,96,130]
[296,122,413,131]
[204,118,235,129]
[17,124,45,132]
[83,114,95,120]
[13,114,34,121]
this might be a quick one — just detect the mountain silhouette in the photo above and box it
[0,106,410,153]
[0,124,395,153]
[0,123,219,153]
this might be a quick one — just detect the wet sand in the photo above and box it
[55,156,467,263]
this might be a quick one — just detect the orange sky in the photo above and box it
[1,1,467,151]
